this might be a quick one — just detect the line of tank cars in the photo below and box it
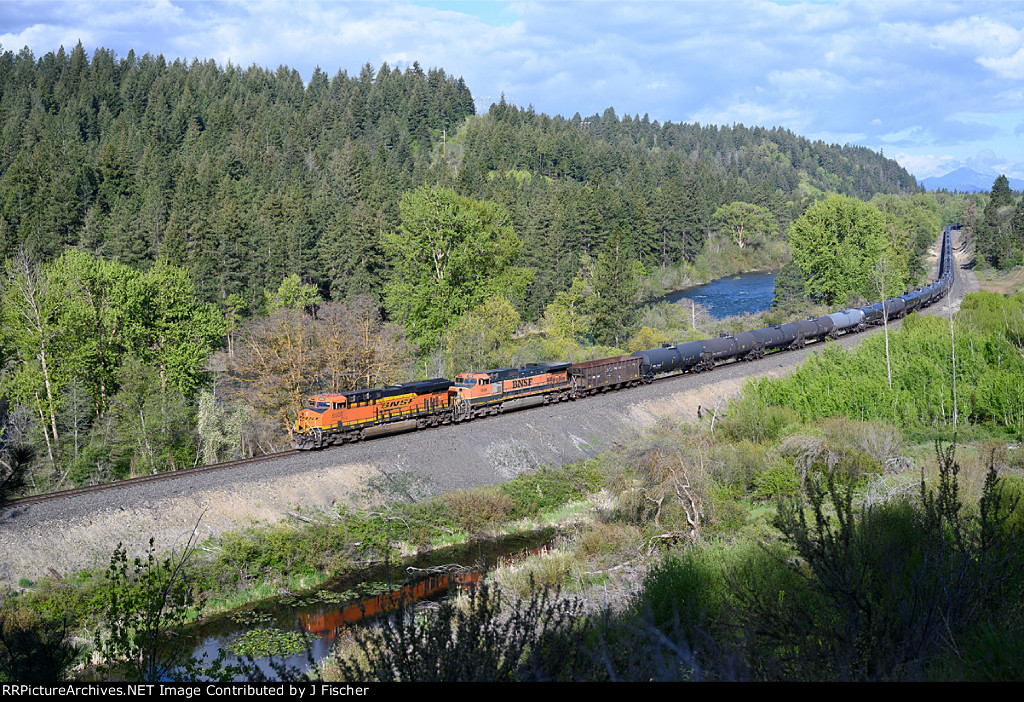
[293,227,955,449]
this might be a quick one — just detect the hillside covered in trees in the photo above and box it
[971,174,1024,270]
[0,43,920,318]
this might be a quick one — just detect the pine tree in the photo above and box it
[976,175,1015,268]
[590,229,643,348]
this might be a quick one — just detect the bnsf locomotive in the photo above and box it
[294,228,956,450]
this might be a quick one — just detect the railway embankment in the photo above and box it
[0,232,976,589]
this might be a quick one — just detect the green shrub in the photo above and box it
[631,538,785,655]
[821,417,904,467]
[753,458,801,499]
[998,474,1024,537]
[932,608,1024,681]
[577,522,642,560]
[778,432,884,488]
[499,462,602,518]
[329,583,590,681]
[441,487,514,534]
[94,537,259,682]
[712,439,768,490]
[719,393,799,444]
[490,551,583,596]
[0,604,82,682]
[705,485,748,533]
[634,551,721,638]
[763,442,1024,679]
[388,500,456,547]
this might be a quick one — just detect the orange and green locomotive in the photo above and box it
[452,361,573,419]
[293,378,457,450]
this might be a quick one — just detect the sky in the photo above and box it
[1,0,1022,181]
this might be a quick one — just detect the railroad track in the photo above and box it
[1,450,303,509]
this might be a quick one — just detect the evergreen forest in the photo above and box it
[1,42,919,317]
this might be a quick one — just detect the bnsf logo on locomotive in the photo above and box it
[511,378,532,389]
[380,399,411,409]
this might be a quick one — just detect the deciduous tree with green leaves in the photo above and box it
[543,276,593,344]
[444,297,522,375]
[712,201,777,249]
[382,187,531,353]
[787,195,902,305]
[0,251,223,484]
[94,528,260,682]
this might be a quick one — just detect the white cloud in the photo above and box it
[978,46,1024,80]
[767,68,848,97]
[966,149,1012,173]
[928,16,1021,55]
[0,23,94,53]
[689,101,806,130]
[895,148,1024,181]
[880,126,931,145]
[893,152,960,180]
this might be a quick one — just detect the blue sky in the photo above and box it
[2,0,1022,180]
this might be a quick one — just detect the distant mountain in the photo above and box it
[920,167,1024,193]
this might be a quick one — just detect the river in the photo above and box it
[647,271,778,319]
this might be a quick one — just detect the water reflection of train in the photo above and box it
[299,570,481,638]
[299,542,555,639]
[294,228,955,451]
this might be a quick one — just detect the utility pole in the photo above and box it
[873,257,893,390]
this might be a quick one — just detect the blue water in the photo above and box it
[649,271,778,319]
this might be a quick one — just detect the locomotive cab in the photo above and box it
[296,395,347,431]
[454,372,495,401]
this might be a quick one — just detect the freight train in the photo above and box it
[293,227,956,450]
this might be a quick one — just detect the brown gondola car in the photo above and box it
[294,378,456,449]
[568,356,644,396]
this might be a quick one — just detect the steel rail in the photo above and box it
[2,450,304,509]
